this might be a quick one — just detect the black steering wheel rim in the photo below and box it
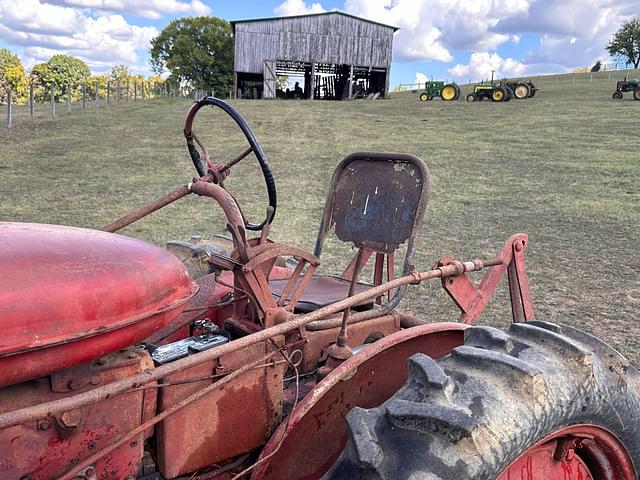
[184,97,277,231]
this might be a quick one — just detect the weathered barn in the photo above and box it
[230,11,398,100]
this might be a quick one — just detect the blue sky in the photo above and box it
[0,0,637,88]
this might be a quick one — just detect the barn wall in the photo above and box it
[233,14,394,74]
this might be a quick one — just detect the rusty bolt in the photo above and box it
[59,409,82,428]
[515,240,525,252]
[37,419,51,431]
[88,441,96,450]
[130,440,138,448]
[68,378,84,390]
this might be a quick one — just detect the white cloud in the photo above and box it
[274,0,326,16]
[0,0,158,73]
[344,0,530,62]
[448,51,526,80]
[414,72,427,86]
[45,0,211,20]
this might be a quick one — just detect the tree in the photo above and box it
[30,54,90,101]
[0,48,27,102]
[150,16,233,93]
[607,17,640,69]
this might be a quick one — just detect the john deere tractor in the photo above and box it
[419,80,461,101]
[612,77,640,100]
[466,82,513,102]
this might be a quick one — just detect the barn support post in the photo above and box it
[310,63,315,100]
[349,64,354,99]
[384,67,390,98]
[233,72,238,99]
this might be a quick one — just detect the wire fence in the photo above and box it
[2,81,233,129]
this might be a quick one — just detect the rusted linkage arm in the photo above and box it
[0,252,503,429]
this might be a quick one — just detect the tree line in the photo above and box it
[0,51,165,105]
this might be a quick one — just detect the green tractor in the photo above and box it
[612,77,640,100]
[466,82,513,102]
[418,80,461,102]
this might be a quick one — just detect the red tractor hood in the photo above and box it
[0,222,197,386]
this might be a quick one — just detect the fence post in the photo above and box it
[29,83,34,117]
[95,81,99,108]
[126,80,129,102]
[67,83,71,113]
[134,81,137,101]
[142,81,145,101]
[51,84,56,117]
[82,82,87,111]
[116,79,120,103]
[107,80,110,106]
[6,89,12,129]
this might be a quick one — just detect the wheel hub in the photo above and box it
[498,425,635,480]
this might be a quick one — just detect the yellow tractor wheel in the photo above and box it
[492,88,505,102]
[441,84,459,101]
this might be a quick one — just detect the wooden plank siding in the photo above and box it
[233,12,395,74]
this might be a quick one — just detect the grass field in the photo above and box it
[1,71,639,364]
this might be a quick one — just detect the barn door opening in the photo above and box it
[263,60,276,99]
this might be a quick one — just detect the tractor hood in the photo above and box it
[0,222,197,386]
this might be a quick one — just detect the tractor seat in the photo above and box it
[269,276,374,313]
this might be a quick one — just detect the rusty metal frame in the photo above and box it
[314,152,431,317]
[439,233,534,324]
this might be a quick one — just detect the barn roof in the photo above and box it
[230,11,399,32]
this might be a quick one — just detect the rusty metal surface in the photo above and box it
[0,252,504,429]
[313,152,431,321]
[100,182,199,233]
[252,323,468,480]
[0,222,196,387]
[270,276,374,313]
[497,425,636,480]
[298,314,400,372]
[0,348,152,479]
[157,341,285,478]
[316,153,429,254]
[440,233,533,324]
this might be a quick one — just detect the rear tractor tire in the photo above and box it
[441,84,460,101]
[513,82,530,99]
[613,91,624,100]
[491,86,507,102]
[419,93,432,102]
[326,321,640,480]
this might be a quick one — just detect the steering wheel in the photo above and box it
[183,97,277,231]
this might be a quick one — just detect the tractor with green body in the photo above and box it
[418,80,461,101]
[612,77,640,100]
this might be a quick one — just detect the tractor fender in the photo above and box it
[251,322,467,480]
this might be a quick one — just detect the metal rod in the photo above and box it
[57,350,281,480]
[0,257,502,429]
[220,146,253,173]
[337,245,365,346]
[100,184,192,232]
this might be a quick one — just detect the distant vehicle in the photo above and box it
[418,81,460,101]
[612,77,640,100]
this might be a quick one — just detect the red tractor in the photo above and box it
[0,98,638,480]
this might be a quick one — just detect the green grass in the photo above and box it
[1,71,639,364]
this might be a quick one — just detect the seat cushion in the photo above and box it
[269,276,375,313]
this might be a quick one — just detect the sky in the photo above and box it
[0,0,638,88]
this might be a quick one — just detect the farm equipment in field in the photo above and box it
[612,77,640,100]
[1,97,638,480]
[503,80,537,99]
[418,80,460,101]
[466,82,513,102]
